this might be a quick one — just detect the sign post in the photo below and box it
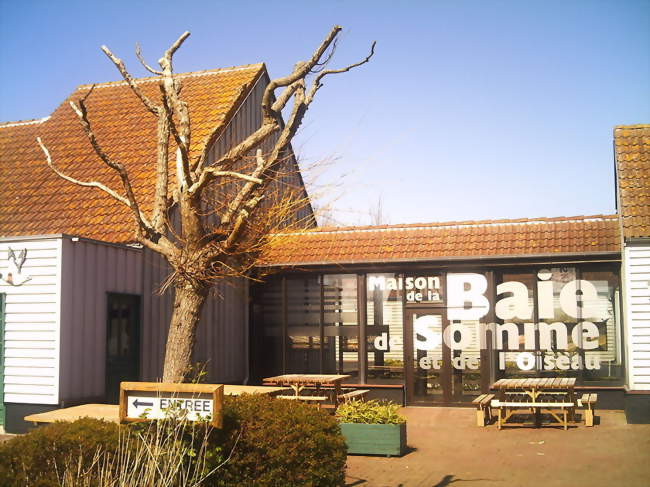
[119,382,224,428]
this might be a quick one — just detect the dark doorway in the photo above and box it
[106,293,140,404]
[0,293,5,428]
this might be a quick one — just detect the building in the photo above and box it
[614,125,650,420]
[255,215,624,406]
[251,125,649,419]
[0,62,648,433]
[0,63,313,433]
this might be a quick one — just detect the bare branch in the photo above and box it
[135,43,163,75]
[210,122,277,172]
[68,99,153,236]
[224,192,265,249]
[205,170,262,185]
[161,31,190,62]
[152,114,170,232]
[158,32,192,188]
[188,169,263,196]
[101,45,160,115]
[37,137,132,208]
[306,41,376,104]
[39,137,177,260]
[261,25,342,118]
[220,149,267,224]
[191,81,252,174]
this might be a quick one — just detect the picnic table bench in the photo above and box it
[338,389,370,402]
[472,393,495,426]
[579,393,598,427]
[263,374,351,407]
[490,378,577,430]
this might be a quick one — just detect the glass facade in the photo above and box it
[251,263,624,404]
[366,273,404,384]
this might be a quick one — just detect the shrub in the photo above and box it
[335,399,406,424]
[212,394,347,487]
[0,395,347,487]
[61,417,222,487]
[0,417,124,487]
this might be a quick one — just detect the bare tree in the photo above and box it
[368,195,389,226]
[37,26,374,382]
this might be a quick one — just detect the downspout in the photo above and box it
[243,279,250,385]
[613,131,632,392]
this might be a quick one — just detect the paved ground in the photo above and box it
[345,407,650,487]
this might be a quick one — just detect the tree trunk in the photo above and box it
[162,283,209,382]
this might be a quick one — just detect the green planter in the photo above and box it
[340,422,407,457]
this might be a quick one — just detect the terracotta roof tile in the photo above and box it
[614,124,650,239]
[261,215,621,266]
[0,64,265,242]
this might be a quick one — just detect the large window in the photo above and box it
[496,266,624,385]
[251,263,623,388]
[253,274,359,380]
[323,275,358,377]
[366,273,404,384]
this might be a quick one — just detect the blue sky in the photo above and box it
[1,0,648,225]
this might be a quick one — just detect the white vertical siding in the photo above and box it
[0,238,61,405]
[59,238,143,403]
[624,243,650,390]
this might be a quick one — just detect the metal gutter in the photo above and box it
[260,251,622,269]
[0,234,142,251]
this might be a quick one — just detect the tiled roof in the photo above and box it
[261,215,621,266]
[0,64,265,242]
[614,124,650,239]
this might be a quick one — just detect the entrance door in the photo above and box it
[106,293,140,404]
[406,308,449,403]
[406,308,486,405]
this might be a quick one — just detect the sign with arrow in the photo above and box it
[119,382,223,428]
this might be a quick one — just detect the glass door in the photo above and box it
[407,308,449,403]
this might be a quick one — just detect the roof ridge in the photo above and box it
[273,214,619,237]
[76,63,265,90]
[614,124,650,130]
[0,116,50,129]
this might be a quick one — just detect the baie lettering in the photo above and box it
[373,270,611,371]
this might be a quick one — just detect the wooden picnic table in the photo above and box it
[262,374,351,406]
[490,378,577,430]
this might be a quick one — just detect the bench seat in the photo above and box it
[491,400,576,430]
[579,393,598,427]
[276,395,328,402]
[492,401,575,408]
[472,393,495,426]
[337,389,370,401]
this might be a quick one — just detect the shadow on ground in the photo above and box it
[345,407,650,487]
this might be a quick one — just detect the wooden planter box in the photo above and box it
[340,422,407,457]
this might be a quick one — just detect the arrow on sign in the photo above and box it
[133,398,154,409]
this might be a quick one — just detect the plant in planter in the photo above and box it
[335,399,407,457]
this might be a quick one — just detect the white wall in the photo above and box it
[624,242,650,390]
[0,237,61,405]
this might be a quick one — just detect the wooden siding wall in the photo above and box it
[60,240,248,403]
[139,249,248,385]
[624,243,650,390]
[207,74,315,229]
[60,238,143,403]
[0,238,61,405]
